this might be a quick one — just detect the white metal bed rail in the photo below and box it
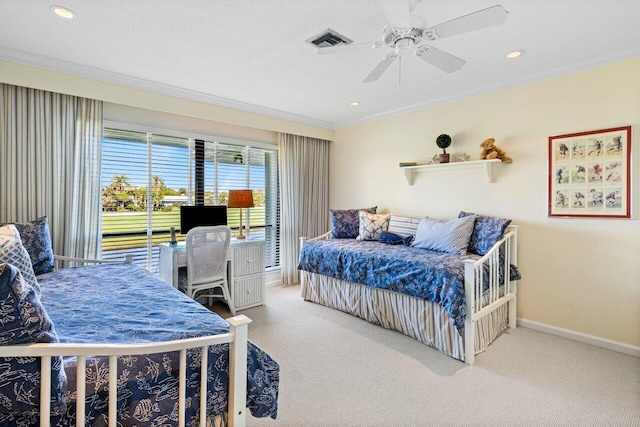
[53,254,134,269]
[299,230,332,247]
[464,225,518,364]
[0,315,251,427]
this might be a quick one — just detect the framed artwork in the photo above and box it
[548,126,631,218]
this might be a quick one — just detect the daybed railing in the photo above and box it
[463,225,518,364]
[299,230,332,246]
[0,317,251,427]
[299,225,519,365]
[53,253,134,269]
[1,254,251,427]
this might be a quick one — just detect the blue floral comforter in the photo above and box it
[298,239,521,332]
[2,263,279,426]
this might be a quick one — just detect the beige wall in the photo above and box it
[2,57,638,347]
[0,59,333,141]
[331,58,640,347]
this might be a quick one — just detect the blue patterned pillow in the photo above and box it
[330,206,377,238]
[411,216,476,255]
[0,263,67,416]
[1,216,54,275]
[459,211,512,255]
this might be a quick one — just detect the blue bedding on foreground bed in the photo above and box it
[2,263,279,426]
[298,239,521,332]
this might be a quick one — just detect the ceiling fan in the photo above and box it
[317,0,509,84]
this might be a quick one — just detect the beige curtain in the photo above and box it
[0,83,103,259]
[278,133,330,285]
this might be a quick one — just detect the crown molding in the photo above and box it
[0,46,334,130]
[2,45,638,131]
[333,46,640,129]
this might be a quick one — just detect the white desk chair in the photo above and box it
[182,225,235,315]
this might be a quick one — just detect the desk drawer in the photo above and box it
[234,274,264,309]
[176,252,187,266]
[233,244,264,277]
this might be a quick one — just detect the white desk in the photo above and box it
[158,239,266,311]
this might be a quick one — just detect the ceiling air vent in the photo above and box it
[306,29,353,48]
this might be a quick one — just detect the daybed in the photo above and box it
[0,219,279,427]
[298,210,521,365]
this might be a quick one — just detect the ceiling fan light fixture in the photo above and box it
[507,50,524,59]
[321,3,508,84]
[50,6,76,19]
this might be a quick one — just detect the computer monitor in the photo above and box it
[180,205,227,234]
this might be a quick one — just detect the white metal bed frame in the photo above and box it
[300,225,518,365]
[0,255,252,427]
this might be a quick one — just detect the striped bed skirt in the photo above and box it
[300,270,509,361]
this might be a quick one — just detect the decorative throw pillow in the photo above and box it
[0,224,41,294]
[356,211,391,241]
[330,206,377,238]
[459,211,512,255]
[0,263,67,415]
[379,231,413,246]
[411,215,476,255]
[387,215,422,237]
[0,216,54,275]
[379,231,402,245]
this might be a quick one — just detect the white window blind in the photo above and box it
[101,128,280,270]
[204,141,279,267]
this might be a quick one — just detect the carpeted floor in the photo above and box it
[210,285,640,427]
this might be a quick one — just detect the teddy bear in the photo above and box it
[479,138,512,163]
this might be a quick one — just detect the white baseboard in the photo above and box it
[517,318,640,358]
[265,269,281,287]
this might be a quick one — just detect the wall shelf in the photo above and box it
[400,159,502,185]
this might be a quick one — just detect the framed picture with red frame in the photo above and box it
[548,126,631,218]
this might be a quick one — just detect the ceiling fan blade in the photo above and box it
[427,5,508,39]
[317,41,383,55]
[415,46,466,73]
[377,0,411,28]
[363,53,398,83]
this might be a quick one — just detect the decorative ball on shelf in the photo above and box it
[436,134,452,163]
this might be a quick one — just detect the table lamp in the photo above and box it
[227,189,254,239]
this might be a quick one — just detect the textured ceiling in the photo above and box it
[1,0,639,129]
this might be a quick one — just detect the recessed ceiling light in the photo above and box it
[50,6,76,19]
[507,50,524,59]
[349,101,360,106]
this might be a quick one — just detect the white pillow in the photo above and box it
[411,216,476,255]
[388,215,422,237]
[356,212,391,241]
[0,224,41,294]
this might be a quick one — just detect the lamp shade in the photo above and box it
[227,190,254,208]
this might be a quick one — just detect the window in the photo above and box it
[101,128,280,271]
